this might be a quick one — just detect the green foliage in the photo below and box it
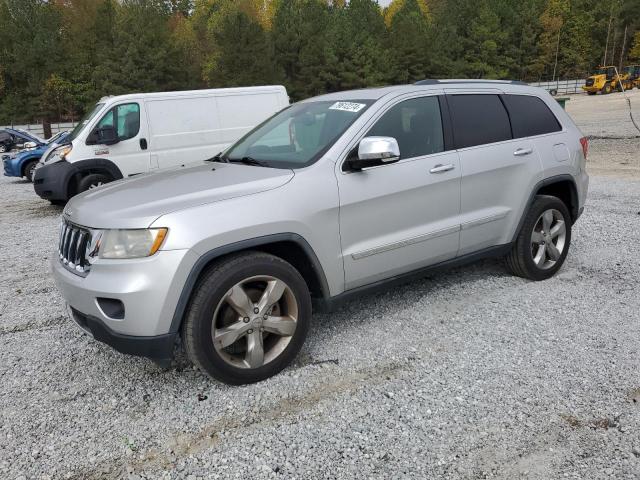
[630,32,640,60]
[272,0,331,100]
[1,0,639,124]
[388,0,432,83]
[202,4,278,87]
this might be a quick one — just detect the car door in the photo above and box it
[446,92,543,256]
[90,101,150,177]
[337,95,461,290]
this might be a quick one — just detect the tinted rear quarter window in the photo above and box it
[448,94,512,149]
[502,94,562,138]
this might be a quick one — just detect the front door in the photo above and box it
[91,101,150,177]
[337,96,461,290]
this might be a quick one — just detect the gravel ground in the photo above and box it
[1,95,640,480]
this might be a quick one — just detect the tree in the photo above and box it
[203,3,278,87]
[388,0,432,83]
[321,0,391,91]
[0,0,64,121]
[531,0,569,79]
[463,3,509,78]
[40,74,75,121]
[630,31,640,60]
[384,0,430,27]
[272,0,331,100]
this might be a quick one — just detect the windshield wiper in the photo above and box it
[227,156,269,167]
[205,152,228,163]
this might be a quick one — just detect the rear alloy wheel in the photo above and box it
[24,160,38,182]
[183,252,311,384]
[0,145,6,153]
[505,195,572,281]
[530,209,567,270]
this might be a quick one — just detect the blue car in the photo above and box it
[3,131,68,182]
[0,127,45,153]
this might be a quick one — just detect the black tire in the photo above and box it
[182,252,311,385]
[0,144,7,153]
[77,173,111,194]
[23,160,38,182]
[505,195,572,281]
[587,91,597,96]
[49,200,66,206]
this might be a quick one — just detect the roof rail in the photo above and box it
[414,79,527,86]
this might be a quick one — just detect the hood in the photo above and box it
[64,162,294,229]
[15,146,46,159]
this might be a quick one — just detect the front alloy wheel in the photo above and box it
[183,252,311,384]
[212,275,298,369]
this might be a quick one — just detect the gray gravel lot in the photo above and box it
[1,93,640,480]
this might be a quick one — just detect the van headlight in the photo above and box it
[91,228,168,260]
[45,144,73,164]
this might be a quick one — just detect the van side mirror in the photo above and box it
[88,126,119,146]
[344,136,401,171]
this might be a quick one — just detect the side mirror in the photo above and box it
[344,136,400,171]
[23,141,37,149]
[88,126,119,146]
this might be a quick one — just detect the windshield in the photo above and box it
[223,100,374,168]
[46,131,66,144]
[596,67,615,77]
[11,128,42,143]
[67,103,105,143]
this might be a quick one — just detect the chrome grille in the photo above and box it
[58,220,91,276]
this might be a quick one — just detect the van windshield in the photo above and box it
[223,100,373,168]
[67,103,105,143]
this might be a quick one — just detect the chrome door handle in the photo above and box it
[429,164,455,174]
[513,148,533,156]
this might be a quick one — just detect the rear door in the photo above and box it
[337,95,461,290]
[447,92,542,255]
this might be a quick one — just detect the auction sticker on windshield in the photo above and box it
[329,102,366,113]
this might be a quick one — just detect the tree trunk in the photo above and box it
[43,120,52,139]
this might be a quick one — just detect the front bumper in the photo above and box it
[3,156,21,177]
[68,306,177,361]
[33,160,73,201]
[52,248,199,358]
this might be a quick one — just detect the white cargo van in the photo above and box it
[33,86,289,202]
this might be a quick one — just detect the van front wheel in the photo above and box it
[77,173,111,194]
[182,252,311,385]
[23,160,38,182]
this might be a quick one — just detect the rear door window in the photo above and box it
[502,94,562,138]
[448,94,512,149]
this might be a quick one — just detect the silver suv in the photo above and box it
[52,81,589,384]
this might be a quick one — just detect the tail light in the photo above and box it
[579,137,588,159]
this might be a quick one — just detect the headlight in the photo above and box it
[92,228,168,259]
[45,144,72,164]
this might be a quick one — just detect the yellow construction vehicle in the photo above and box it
[583,66,631,95]
[624,65,640,89]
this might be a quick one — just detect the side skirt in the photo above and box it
[314,243,512,313]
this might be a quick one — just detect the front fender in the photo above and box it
[33,158,124,201]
